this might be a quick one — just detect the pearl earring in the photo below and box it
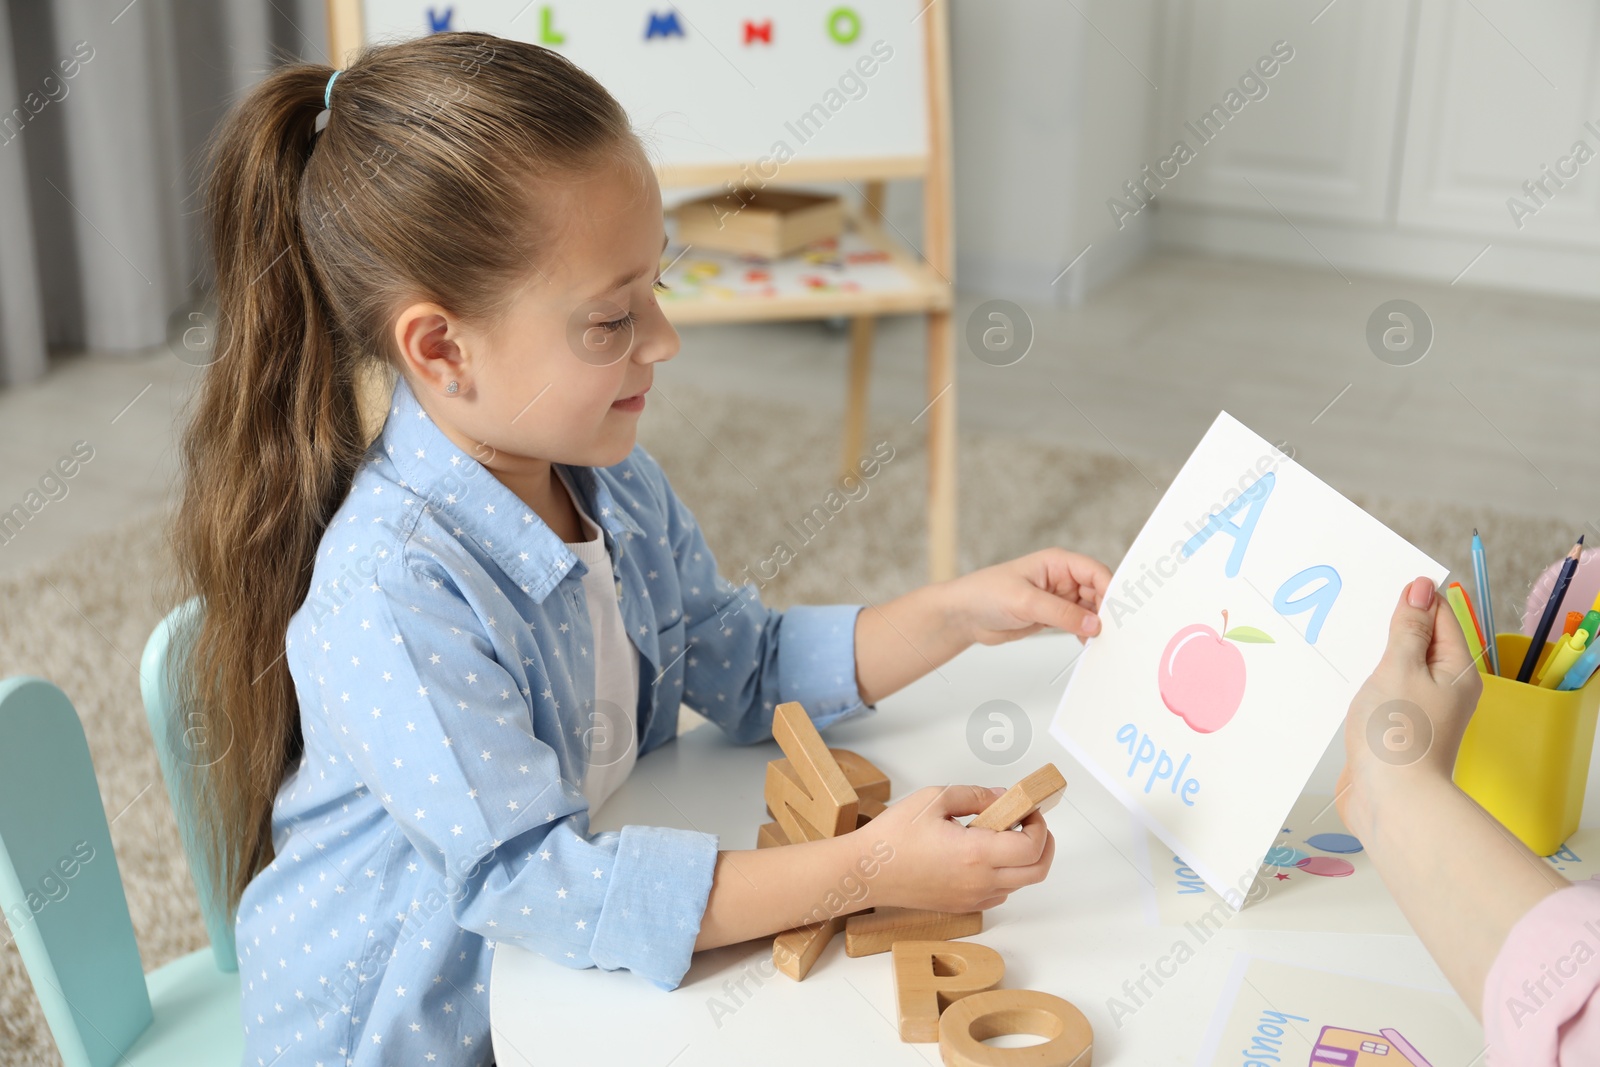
[446,381,458,395]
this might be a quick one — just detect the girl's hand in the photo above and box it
[855,784,1055,913]
[948,548,1112,646]
[1336,576,1482,837]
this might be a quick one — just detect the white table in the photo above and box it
[490,633,1581,1065]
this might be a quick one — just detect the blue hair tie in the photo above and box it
[324,70,341,109]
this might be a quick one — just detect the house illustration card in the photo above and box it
[1049,411,1448,906]
[1196,956,1481,1066]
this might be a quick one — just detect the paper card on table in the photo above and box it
[1195,955,1482,1066]
[1544,826,1600,880]
[1049,411,1448,907]
[1137,793,1414,935]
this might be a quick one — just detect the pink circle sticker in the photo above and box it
[1295,856,1355,877]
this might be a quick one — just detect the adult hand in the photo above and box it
[1336,576,1481,836]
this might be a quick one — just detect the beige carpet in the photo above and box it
[0,382,1574,1065]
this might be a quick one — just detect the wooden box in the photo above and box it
[672,187,843,259]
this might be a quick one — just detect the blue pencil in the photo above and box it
[1471,530,1500,676]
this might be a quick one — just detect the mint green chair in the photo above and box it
[0,676,243,1067]
[138,597,236,973]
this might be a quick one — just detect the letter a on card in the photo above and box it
[765,702,857,842]
[1180,471,1275,577]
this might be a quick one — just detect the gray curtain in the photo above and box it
[0,0,326,388]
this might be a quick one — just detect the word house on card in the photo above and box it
[1049,412,1447,905]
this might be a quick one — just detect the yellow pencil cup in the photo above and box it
[1452,633,1600,857]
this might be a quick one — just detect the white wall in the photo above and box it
[1065,0,1162,305]
[948,0,1080,305]
[948,0,1162,306]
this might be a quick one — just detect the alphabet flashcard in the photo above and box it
[1049,411,1448,906]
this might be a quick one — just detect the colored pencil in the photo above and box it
[1447,584,1489,674]
[1471,530,1500,675]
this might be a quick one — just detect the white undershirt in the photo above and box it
[555,468,640,819]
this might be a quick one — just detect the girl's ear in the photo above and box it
[393,301,467,395]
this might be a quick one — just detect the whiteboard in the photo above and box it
[357,2,931,174]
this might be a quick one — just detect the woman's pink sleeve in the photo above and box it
[1483,876,1600,1066]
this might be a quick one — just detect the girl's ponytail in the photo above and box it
[164,62,366,915]
[162,32,637,918]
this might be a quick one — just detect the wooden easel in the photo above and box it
[327,3,957,581]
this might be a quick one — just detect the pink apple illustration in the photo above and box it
[1158,610,1274,734]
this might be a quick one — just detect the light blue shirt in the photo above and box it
[236,373,873,1065]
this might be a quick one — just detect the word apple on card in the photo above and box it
[1116,724,1201,805]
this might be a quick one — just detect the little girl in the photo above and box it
[167,32,1110,1065]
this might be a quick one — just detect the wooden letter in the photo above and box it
[854,794,886,828]
[764,702,857,842]
[891,940,1005,1043]
[969,763,1066,832]
[831,747,891,803]
[845,906,982,958]
[772,915,848,980]
[755,821,789,849]
[765,745,888,819]
[757,797,880,850]
[939,988,1093,1066]
[761,706,877,979]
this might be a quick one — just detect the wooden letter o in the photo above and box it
[938,988,1093,1067]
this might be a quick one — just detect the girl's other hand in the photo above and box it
[948,548,1112,645]
[854,784,1055,913]
[1336,576,1482,837]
